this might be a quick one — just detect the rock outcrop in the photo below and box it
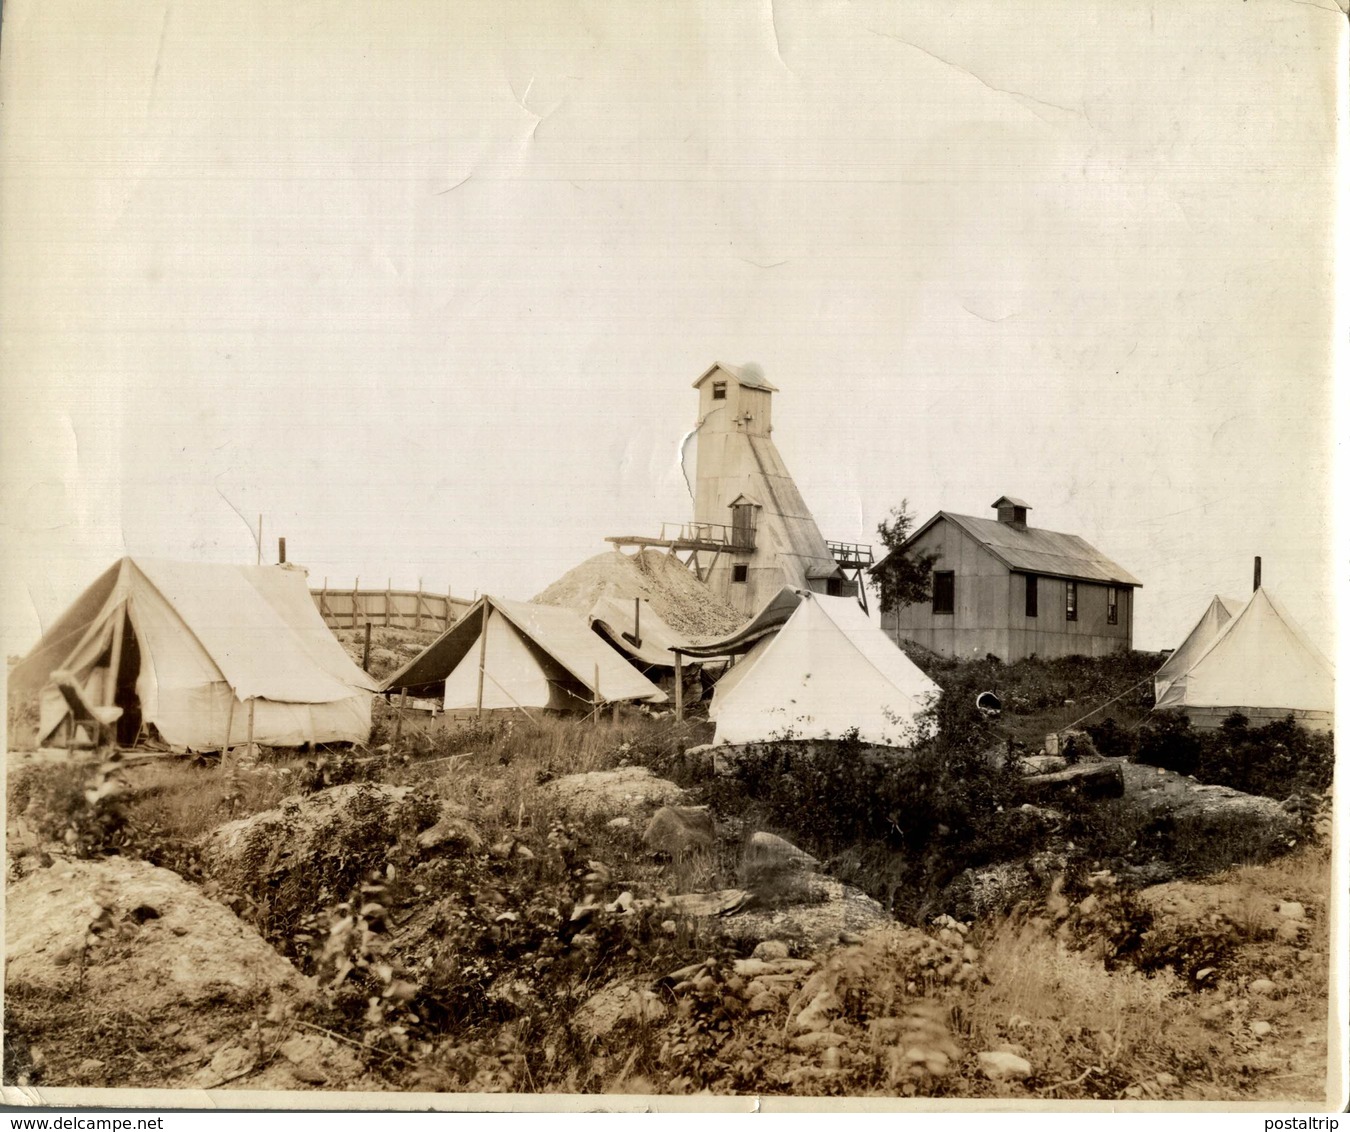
[542,766,684,823]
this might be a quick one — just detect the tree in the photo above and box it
[869,500,939,615]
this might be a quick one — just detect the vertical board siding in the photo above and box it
[880,518,1134,661]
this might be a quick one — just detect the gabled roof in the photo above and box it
[692,362,779,393]
[874,511,1142,587]
[991,496,1031,510]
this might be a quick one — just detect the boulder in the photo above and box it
[415,805,483,853]
[642,805,716,855]
[978,1050,1032,1081]
[542,766,683,822]
[742,831,820,872]
[1018,754,1068,776]
[713,877,893,949]
[575,981,668,1040]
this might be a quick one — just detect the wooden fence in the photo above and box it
[312,582,474,632]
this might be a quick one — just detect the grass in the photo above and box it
[6,664,1334,1100]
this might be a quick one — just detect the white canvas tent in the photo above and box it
[9,558,378,750]
[1153,594,1246,703]
[585,591,691,670]
[382,595,666,712]
[1153,587,1334,731]
[684,588,941,746]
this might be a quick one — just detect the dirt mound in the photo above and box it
[7,857,311,1011]
[3,857,364,1090]
[200,782,444,934]
[532,549,745,640]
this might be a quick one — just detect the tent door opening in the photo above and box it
[113,613,143,745]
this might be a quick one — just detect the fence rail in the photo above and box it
[313,583,474,632]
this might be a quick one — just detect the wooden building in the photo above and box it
[687,364,857,617]
[875,497,1141,662]
[607,363,871,619]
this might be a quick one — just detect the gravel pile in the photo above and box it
[532,548,746,641]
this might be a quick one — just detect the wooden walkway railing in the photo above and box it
[312,581,474,632]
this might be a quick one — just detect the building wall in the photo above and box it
[693,368,840,617]
[880,519,1133,661]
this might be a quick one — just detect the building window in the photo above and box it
[826,577,843,597]
[932,571,955,615]
[1066,581,1078,622]
[1107,586,1118,625]
[732,563,748,583]
[1025,574,1038,618]
[712,381,727,400]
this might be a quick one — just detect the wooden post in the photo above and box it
[674,650,684,722]
[222,696,235,759]
[445,585,453,629]
[246,698,256,762]
[385,578,392,628]
[278,537,286,564]
[392,686,409,747]
[633,598,641,647]
[353,578,360,629]
[1253,556,1262,592]
[475,600,490,717]
[362,622,373,671]
[414,578,423,630]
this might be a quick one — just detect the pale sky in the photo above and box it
[1,0,1343,662]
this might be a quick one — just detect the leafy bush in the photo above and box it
[721,728,1045,918]
[1135,711,1333,802]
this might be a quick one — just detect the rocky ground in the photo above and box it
[3,711,1337,1103]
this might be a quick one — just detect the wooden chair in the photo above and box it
[50,669,123,751]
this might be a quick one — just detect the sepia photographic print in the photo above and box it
[1,0,1345,1116]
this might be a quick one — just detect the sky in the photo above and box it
[0,0,1343,662]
